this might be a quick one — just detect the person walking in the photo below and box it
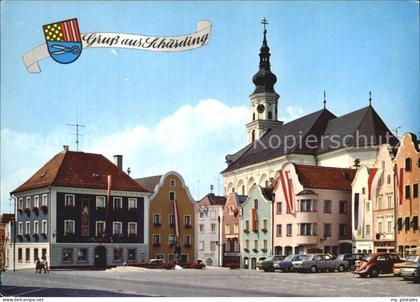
[41,257,49,273]
[35,258,42,273]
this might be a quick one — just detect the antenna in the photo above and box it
[66,122,85,151]
[392,126,401,139]
[210,184,214,194]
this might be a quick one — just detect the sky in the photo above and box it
[1,1,419,213]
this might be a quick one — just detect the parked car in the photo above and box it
[336,253,365,271]
[293,254,349,273]
[399,256,420,282]
[259,255,286,272]
[393,255,419,276]
[353,253,403,278]
[273,254,305,272]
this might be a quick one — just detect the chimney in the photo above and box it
[63,145,69,151]
[113,155,123,170]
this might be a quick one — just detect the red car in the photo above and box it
[353,253,403,278]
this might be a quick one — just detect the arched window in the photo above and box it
[242,185,245,195]
[252,113,255,121]
[405,158,412,171]
[251,130,255,142]
[268,111,272,120]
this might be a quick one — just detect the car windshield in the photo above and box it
[284,255,294,261]
[405,255,419,262]
[336,255,344,260]
[302,255,313,261]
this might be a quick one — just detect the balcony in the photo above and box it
[184,224,192,229]
[153,222,162,227]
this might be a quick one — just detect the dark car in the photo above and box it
[273,254,305,272]
[336,253,365,271]
[293,254,349,273]
[259,255,286,272]
[399,256,420,282]
[353,253,403,278]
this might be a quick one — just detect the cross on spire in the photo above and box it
[369,90,372,106]
[323,90,327,109]
[261,18,268,32]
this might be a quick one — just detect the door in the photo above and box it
[251,257,257,270]
[94,246,107,268]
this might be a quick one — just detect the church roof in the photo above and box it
[12,150,149,194]
[222,105,398,174]
[135,175,163,193]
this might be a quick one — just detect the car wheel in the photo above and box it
[310,265,317,273]
[263,268,269,272]
[270,267,275,272]
[289,266,295,272]
[359,273,367,278]
[370,268,379,278]
[338,265,345,272]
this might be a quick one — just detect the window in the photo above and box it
[276,202,282,214]
[366,202,370,212]
[64,220,75,235]
[199,241,204,250]
[362,187,366,195]
[387,220,392,233]
[262,219,268,230]
[168,234,176,246]
[25,197,31,209]
[128,249,136,261]
[414,184,418,198]
[324,200,331,213]
[234,223,239,234]
[405,158,412,171]
[128,222,137,235]
[18,222,23,235]
[254,199,258,209]
[387,196,392,209]
[64,194,75,207]
[184,235,192,246]
[263,239,268,250]
[128,198,137,209]
[25,248,30,262]
[42,194,48,206]
[405,185,411,199]
[387,174,391,185]
[245,220,249,231]
[18,248,22,262]
[210,224,216,233]
[286,224,292,236]
[199,211,204,219]
[169,191,176,201]
[339,201,347,214]
[153,213,161,225]
[42,248,47,259]
[234,240,239,252]
[153,234,160,245]
[114,248,123,261]
[62,248,73,263]
[339,224,346,237]
[34,221,39,234]
[300,199,314,212]
[323,224,331,237]
[376,197,382,210]
[34,248,39,261]
[210,241,216,251]
[113,197,123,209]
[113,222,122,235]
[41,220,47,234]
[18,198,23,209]
[169,214,175,226]
[397,218,403,231]
[225,224,230,234]
[210,210,216,220]
[170,179,176,187]
[276,224,282,237]
[378,221,383,233]
[156,254,165,260]
[366,224,371,236]
[25,221,30,234]
[96,221,105,236]
[184,215,192,227]
[34,196,39,208]
[254,240,258,249]
[77,249,88,262]
[225,240,231,252]
[96,196,106,208]
[199,224,204,233]
[299,223,312,236]
[245,239,249,250]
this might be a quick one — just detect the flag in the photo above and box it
[368,168,378,200]
[279,170,290,213]
[285,171,295,213]
[354,193,359,230]
[251,208,257,231]
[173,199,180,237]
[106,175,112,234]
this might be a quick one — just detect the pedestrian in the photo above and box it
[41,257,49,273]
[35,257,42,273]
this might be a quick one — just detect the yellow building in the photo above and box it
[136,172,196,263]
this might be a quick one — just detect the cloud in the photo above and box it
[279,105,305,122]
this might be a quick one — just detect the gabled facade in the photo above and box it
[273,163,355,256]
[240,185,273,270]
[10,149,150,269]
[394,133,420,257]
[196,193,226,266]
[221,193,247,267]
[137,172,196,264]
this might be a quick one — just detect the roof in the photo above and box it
[237,195,248,205]
[135,175,163,192]
[11,151,149,194]
[294,164,356,191]
[1,214,15,223]
[296,189,318,196]
[222,105,398,173]
[198,193,227,206]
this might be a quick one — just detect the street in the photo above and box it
[1,267,419,297]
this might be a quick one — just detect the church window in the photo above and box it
[251,130,255,142]
[268,111,272,119]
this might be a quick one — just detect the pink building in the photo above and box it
[273,163,356,256]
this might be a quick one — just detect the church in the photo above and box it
[222,23,398,195]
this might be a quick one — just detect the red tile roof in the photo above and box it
[198,193,227,206]
[11,151,149,194]
[294,164,356,191]
[135,175,162,192]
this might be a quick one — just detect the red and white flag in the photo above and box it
[106,175,112,233]
[173,199,180,237]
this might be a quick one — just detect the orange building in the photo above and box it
[136,172,196,263]
[394,133,420,257]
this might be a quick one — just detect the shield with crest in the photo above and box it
[43,18,82,64]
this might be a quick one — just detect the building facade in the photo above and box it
[394,133,420,257]
[240,185,273,270]
[10,149,150,269]
[196,193,226,266]
[137,172,197,264]
[221,193,247,267]
[0,214,14,269]
[273,163,354,256]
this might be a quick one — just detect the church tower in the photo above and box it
[246,19,283,144]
